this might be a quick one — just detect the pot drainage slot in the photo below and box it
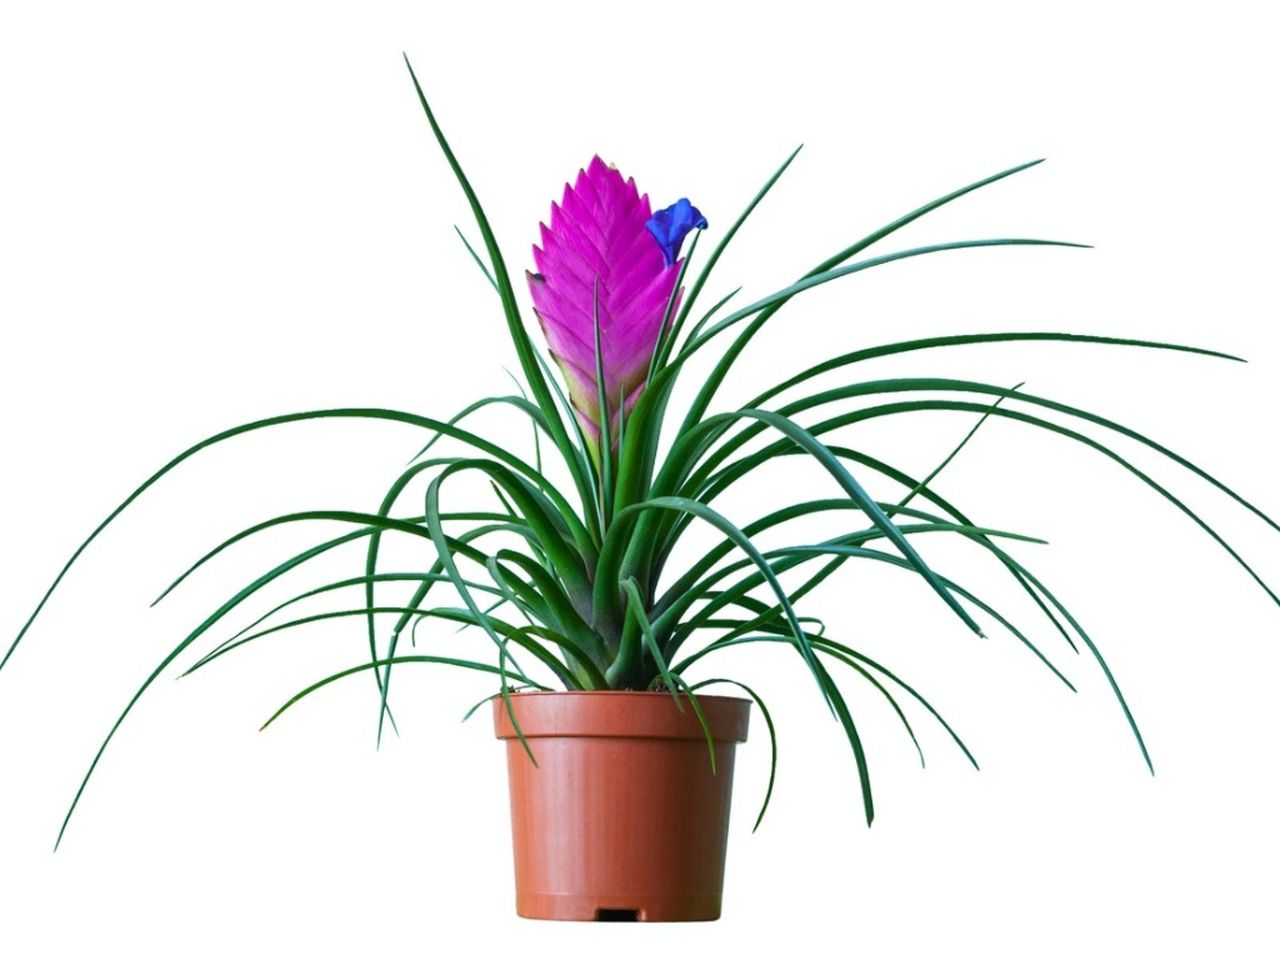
[596,908,640,922]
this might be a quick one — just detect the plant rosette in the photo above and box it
[4,57,1278,922]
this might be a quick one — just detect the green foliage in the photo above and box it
[6,58,1277,846]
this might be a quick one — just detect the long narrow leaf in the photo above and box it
[674,153,1051,435]
[261,655,550,731]
[4,407,571,672]
[688,678,778,830]
[611,496,833,715]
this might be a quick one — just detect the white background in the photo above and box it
[2,1,1277,956]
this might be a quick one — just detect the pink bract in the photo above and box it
[528,156,681,443]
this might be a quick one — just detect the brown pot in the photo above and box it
[492,690,751,922]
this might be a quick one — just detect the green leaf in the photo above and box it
[761,376,1280,535]
[748,332,1243,413]
[685,444,1075,653]
[502,371,544,478]
[804,396,1280,610]
[454,224,498,291]
[185,571,500,676]
[3,406,570,674]
[648,229,703,378]
[190,600,580,688]
[950,534,1154,773]
[593,278,614,525]
[424,470,543,762]
[610,495,833,715]
[460,687,536,723]
[531,346,603,539]
[261,655,550,731]
[485,557,534,722]
[685,636,979,772]
[620,577,677,700]
[402,57,610,549]
[672,675,717,775]
[363,457,460,743]
[684,286,743,344]
[401,56,579,491]
[688,240,1088,356]
[688,678,778,830]
[404,394,548,467]
[777,543,1075,690]
[673,153,1052,434]
[153,507,527,609]
[492,549,607,685]
[728,408,985,636]
[665,533,1075,694]
[671,144,802,338]
[814,654,875,826]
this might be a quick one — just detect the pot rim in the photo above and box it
[493,689,752,742]
[500,688,752,706]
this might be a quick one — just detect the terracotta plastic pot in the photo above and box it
[493,690,751,922]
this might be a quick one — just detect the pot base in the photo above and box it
[517,891,722,922]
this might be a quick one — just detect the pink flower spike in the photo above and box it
[528,157,698,447]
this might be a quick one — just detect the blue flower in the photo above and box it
[646,198,708,267]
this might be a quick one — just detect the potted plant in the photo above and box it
[3,57,1277,922]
